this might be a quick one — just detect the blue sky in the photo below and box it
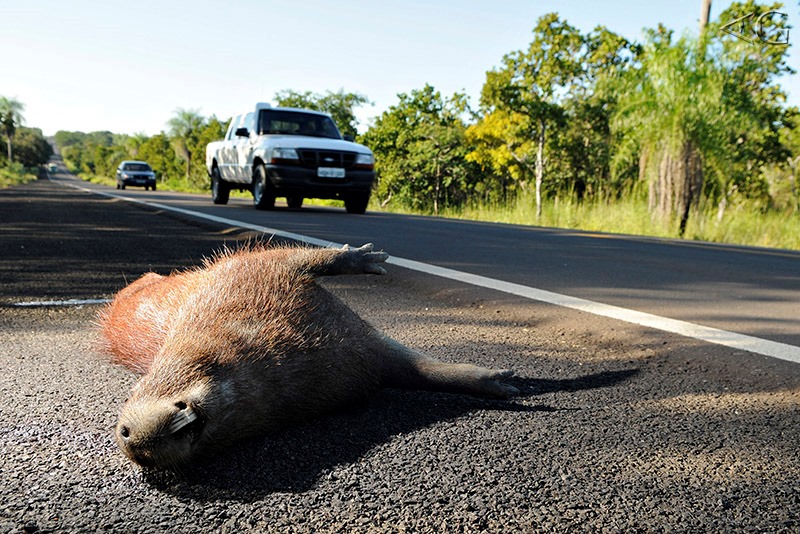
[3,0,797,136]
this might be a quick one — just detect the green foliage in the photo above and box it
[360,84,478,213]
[11,127,53,167]
[55,113,227,190]
[0,162,38,188]
[0,96,26,164]
[274,89,370,138]
[604,2,795,235]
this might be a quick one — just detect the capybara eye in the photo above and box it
[120,426,130,439]
[174,401,187,411]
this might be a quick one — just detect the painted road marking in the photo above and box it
[56,178,800,365]
[14,298,111,307]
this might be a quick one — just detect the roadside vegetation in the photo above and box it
[0,96,52,187]
[39,1,800,250]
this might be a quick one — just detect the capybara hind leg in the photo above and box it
[413,360,519,398]
[377,336,519,398]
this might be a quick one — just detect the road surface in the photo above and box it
[1,169,798,532]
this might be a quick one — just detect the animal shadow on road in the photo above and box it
[142,368,639,499]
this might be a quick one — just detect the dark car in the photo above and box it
[116,161,157,190]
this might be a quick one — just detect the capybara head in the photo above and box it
[115,377,215,468]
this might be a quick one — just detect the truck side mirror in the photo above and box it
[235,127,249,137]
[343,134,355,142]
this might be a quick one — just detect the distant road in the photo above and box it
[51,171,800,360]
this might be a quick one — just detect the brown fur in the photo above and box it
[99,243,517,469]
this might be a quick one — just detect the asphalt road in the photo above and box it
[55,171,800,351]
[1,171,799,532]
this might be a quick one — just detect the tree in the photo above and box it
[473,13,584,218]
[191,117,227,188]
[274,89,370,138]
[0,96,25,164]
[166,108,204,182]
[552,26,638,199]
[123,133,149,159]
[466,108,536,202]
[137,133,181,184]
[11,127,53,167]
[361,85,479,213]
[709,1,795,211]
[608,23,767,235]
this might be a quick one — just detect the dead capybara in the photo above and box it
[98,243,518,469]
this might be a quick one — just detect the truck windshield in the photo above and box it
[258,110,342,139]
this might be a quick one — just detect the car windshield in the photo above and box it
[258,110,341,139]
[124,163,152,172]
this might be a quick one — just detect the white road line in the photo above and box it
[58,179,800,365]
[14,298,111,307]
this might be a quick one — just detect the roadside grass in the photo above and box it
[390,192,800,251]
[0,163,39,188]
[72,170,798,251]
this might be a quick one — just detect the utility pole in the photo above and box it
[700,0,712,32]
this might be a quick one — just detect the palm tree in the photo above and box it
[124,132,149,159]
[0,96,25,164]
[609,29,750,235]
[166,108,204,180]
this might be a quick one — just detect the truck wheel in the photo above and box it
[252,164,275,210]
[344,192,370,214]
[211,167,230,205]
[286,196,303,209]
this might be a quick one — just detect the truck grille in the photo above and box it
[297,150,356,169]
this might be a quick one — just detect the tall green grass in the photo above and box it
[424,192,800,251]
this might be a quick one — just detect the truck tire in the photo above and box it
[252,163,275,210]
[286,196,303,209]
[344,192,370,214]
[211,167,230,205]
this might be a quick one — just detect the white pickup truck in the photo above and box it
[205,103,376,213]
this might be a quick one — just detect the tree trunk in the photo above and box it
[5,135,12,163]
[185,150,192,181]
[535,119,545,219]
[651,141,702,235]
[678,143,703,236]
[433,158,441,216]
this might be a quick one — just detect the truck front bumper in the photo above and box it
[266,165,375,199]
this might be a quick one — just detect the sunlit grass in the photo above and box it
[0,164,38,188]
[73,170,799,251]
[392,192,800,251]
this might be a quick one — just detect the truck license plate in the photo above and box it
[317,167,345,178]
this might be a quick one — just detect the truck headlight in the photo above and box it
[271,148,299,162]
[354,153,374,169]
